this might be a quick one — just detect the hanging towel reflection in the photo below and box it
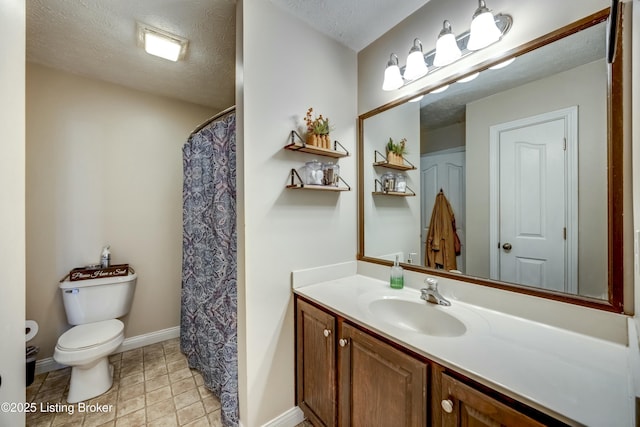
[425,189,461,271]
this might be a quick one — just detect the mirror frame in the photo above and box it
[357,8,629,313]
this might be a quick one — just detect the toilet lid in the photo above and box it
[58,319,124,350]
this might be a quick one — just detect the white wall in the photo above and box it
[363,102,421,262]
[465,60,607,298]
[239,1,357,425]
[25,64,215,359]
[422,122,465,154]
[0,0,26,425]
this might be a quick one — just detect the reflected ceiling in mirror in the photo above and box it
[419,22,605,130]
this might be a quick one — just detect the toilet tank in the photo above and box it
[59,272,137,325]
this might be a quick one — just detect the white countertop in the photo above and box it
[293,272,634,427]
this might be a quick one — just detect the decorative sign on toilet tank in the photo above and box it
[69,264,130,281]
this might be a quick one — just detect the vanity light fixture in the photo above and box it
[382,53,404,91]
[457,72,479,83]
[433,21,462,67]
[430,85,449,94]
[489,57,516,70]
[137,23,189,62]
[467,0,502,50]
[381,1,512,91]
[404,39,429,81]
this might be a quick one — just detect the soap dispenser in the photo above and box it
[100,245,111,268]
[390,255,404,289]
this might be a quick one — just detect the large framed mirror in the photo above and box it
[357,7,631,313]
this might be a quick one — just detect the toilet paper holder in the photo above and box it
[25,320,38,342]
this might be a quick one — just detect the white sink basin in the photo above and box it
[367,298,466,337]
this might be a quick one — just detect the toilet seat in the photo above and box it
[53,319,125,403]
[57,319,124,351]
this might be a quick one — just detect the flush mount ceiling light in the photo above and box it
[381,1,512,91]
[137,23,189,62]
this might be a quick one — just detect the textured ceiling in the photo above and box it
[27,0,236,111]
[26,0,425,112]
[269,0,430,52]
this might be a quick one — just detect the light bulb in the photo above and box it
[382,54,404,91]
[434,21,461,67]
[467,0,501,51]
[403,39,428,81]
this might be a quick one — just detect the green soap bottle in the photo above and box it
[390,255,404,289]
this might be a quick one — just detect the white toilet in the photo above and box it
[54,271,137,403]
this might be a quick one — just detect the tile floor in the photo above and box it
[26,338,225,426]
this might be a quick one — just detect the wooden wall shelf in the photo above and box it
[373,178,415,196]
[284,131,349,158]
[372,191,415,197]
[288,184,350,192]
[287,168,351,192]
[373,150,416,170]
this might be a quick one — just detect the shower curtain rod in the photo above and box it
[189,105,236,137]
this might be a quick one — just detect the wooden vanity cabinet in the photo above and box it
[296,298,338,427]
[439,373,546,427]
[339,322,427,426]
[296,298,427,427]
[295,296,567,427]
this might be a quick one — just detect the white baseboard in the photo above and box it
[35,358,67,375]
[261,406,305,427]
[116,325,180,353]
[35,325,180,375]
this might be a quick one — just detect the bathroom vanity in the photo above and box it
[293,266,632,427]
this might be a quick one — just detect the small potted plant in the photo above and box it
[305,107,332,149]
[386,137,407,165]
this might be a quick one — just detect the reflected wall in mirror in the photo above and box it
[359,9,627,311]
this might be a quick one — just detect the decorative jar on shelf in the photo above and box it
[306,133,331,149]
[322,162,340,186]
[381,172,396,193]
[394,174,406,193]
[387,151,403,165]
[303,160,323,185]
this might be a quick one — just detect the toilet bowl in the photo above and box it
[54,319,124,403]
[53,271,137,403]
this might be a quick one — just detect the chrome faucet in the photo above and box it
[420,278,450,306]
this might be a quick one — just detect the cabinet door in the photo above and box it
[339,322,427,427]
[440,374,545,427]
[296,299,337,427]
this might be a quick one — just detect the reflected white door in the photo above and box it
[420,149,465,271]
[490,107,577,292]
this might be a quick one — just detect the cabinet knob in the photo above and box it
[441,399,454,413]
[339,338,349,347]
[323,329,331,338]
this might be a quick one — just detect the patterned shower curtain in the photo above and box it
[181,108,238,427]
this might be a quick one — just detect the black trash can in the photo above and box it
[26,345,39,386]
